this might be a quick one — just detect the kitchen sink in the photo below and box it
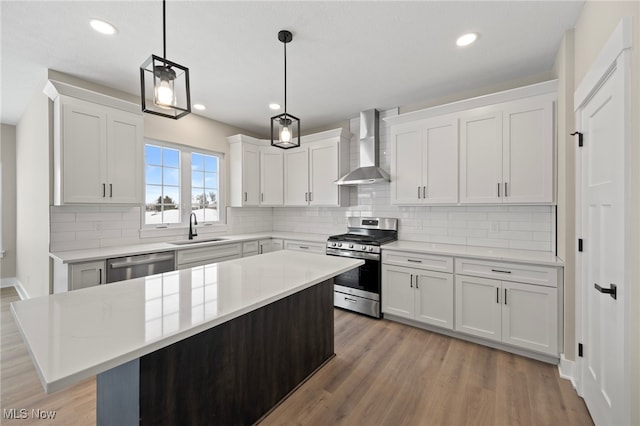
[169,238,227,246]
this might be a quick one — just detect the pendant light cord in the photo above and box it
[283,38,287,116]
[162,0,167,59]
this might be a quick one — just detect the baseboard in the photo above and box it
[0,277,29,300]
[558,354,577,389]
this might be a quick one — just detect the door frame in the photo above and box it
[574,16,632,422]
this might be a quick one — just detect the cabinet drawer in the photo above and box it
[242,241,259,256]
[283,240,325,255]
[382,250,453,273]
[455,258,558,287]
[177,243,242,266]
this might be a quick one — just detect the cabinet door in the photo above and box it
[61,101,107,203]
[258,239,272,254]
[70,260,105,290]
[501,281,558,355]
[390,125,422,204]
[271,239,283,251]
[309,140,339,206]
[454,275,501,341]
[381,265,415,320]
[414,270,454,329]
[502,97,554,203]
[242,144,260,206]
[260,149,283,206]
[459,109,503,203]
[423,117,459,204]
[107,110,143,203]
[284,147,309,206]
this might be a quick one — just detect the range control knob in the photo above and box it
[368,247,374,252]
[349,244,354,248]
[337,243,342,248]
[361,245,367,250]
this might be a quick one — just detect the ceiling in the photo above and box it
[1,1,584,137]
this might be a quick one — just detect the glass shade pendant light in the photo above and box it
[271,30,300,149]
[140,0,191,119]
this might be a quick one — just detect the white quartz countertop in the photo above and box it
[50,231,330,264]
[11,250,363,393]
[383,241,564,267]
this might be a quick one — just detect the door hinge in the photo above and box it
[578,238,583,252]
[571,131,584,147]
[578,343,583,357]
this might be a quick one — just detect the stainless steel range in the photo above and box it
[326,217,398,318]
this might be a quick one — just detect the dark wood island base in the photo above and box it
[97,278,335,425]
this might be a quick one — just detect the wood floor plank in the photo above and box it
[1,287,593,426]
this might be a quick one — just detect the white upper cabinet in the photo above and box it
[228,135,280,207]
[459,93,555,204]
[259,148,283,206]
[385,80,557,206]
[390,115,458,205]
[283,128,350,207]
[46,81,143,205]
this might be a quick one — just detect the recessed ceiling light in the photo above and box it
[456,32,478,47]
[193,104,206,111]
[269,103,281,110]
[90,19,117,35]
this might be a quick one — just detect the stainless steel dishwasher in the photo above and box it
[106,252,176,283]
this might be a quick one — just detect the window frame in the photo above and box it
[142,138,225,232]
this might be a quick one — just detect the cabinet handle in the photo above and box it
[504,288,507,305]
[418,186,421,199]
[309,192,312,202]
[423,186,427,198]
[497,182,501,197]
[99,268,102,285]
[109,183,113,198]
[415,276,419,289]
[410,274,413,288]
[259,245,263,254]
[305,192,308,202]
[407,259,423,263]
[344,297,357,304]
[491,268,512,274]
[102,183,106,197]
[261,193,264,202]
[299,246,309,250]
[244,192,247,202]
[504,182,508,197]
[496,287,500,303]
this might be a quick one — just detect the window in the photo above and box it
[144,140,223,227]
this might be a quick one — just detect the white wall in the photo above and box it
[553,29,576,361]
[1,124,17,279]
[572,2,640,423]
[15,75,51,298]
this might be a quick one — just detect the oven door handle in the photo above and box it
[326,249,380,261]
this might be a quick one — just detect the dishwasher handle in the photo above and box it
[109,254,175,269]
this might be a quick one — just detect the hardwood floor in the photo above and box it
[1,287,593,425]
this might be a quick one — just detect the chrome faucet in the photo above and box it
[189,213,198,240]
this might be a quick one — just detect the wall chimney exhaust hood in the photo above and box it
[335,109,390,185]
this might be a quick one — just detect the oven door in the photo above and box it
[326,249,381,298]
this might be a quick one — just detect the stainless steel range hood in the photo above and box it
[335,109,390,185]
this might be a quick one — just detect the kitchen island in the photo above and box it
[11,250,363,425]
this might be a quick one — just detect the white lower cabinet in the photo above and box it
[242,241,259,257]
[382,265,454,330]
[70,260,106,290]
[454,274,558,356]
[176,243,242,269]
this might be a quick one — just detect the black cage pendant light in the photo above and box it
[271,30,300,149]
[140,0,191,119]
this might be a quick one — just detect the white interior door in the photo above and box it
[576,20,630,426]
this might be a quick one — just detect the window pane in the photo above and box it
[192,171,204,188]
[163,186,180,208]
[204,172,217,189]
[145,185,162,204]
[192,153,204,171]
[163,167,180,186]
[163,148,180,168]
[145,206,163,224]
[146,165,163,185]
[204,156,217,172]
[145,145,162,166]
